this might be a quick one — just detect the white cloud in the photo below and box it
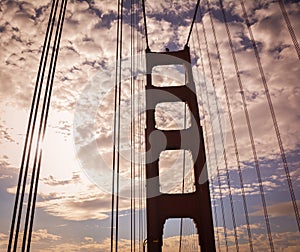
[251,200,300,218]
[0,0,299,250]
[0,229,61,251]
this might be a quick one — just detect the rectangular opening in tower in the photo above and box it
[162,218,200,252]
[155,102,191,130]
[159,149,196,194]
[152,65,185,87]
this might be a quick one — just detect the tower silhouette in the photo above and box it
[145,46,216,251]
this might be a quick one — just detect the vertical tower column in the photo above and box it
[145,46,216,252]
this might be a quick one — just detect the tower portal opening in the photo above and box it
[162,218,200,252]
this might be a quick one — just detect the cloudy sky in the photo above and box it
[0,0,300,251]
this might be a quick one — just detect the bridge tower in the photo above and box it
[145,46,216,252]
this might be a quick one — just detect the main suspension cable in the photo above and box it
[186,0,200,47]
[198,5,229,251]
[191,33,221,252]
[278,0,300,60]
[240,0,300,233]
[142,0,150,51]
[142,0,201,50]
[217,0,254,250]
[205,0,242,250]
[221,1,275,251]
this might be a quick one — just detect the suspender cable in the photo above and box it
[215,151,228,251]
[136,1,141,247]
[142,0,150,51]
[191,32,221,252]
[111,0,122,250]
[185,0,200,47]
[142,145,146,246]
[179,104,187,252]
[210,177,221,252]
[240,0,300,233]
[216,0,254,250]
[137,82,140,251]
[138,79,145,251]
[137,78,142,252]
[130,1,136,251]
[205,0,241,250]
[141,80,144,250]
[139,5,147,241]
[115,0,124,251]
[278,0,300,60]
[21,0,65,250]
[142,137,146,244]
[24,2,67,251]
[137,1,145,245]
[214,1,275,251]
[7,1,58,251]
[198,5,229,251]
[130,8,133,250]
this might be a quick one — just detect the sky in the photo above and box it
[0,0,300,251]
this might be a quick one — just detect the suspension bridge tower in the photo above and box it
[145,45,216,252]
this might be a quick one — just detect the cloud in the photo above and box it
[31,229,61,242]
[41,172,80,186]
[0,233,8,250]
[36,174,113,221]
[32,237,131,252]
[193,0,300,161]
[36,172,134,221]
[0,124,14,143]
[0,229,61,251]
[251,200,300,218]
[37,197,110,221]
[0,0,300,250]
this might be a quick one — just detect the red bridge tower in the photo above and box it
[145,46,216,252]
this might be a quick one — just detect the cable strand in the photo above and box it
[191,31,221,252]
[21,1,66,250]
[110,0,122,250]
[186,0,201,46]
[27,2,67,251]
[142,0,150,51]
[198,5,229,251]
[278,0,300,60]
[241,0,300,233]
[216,0,254,250]
[8,1,59,251]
